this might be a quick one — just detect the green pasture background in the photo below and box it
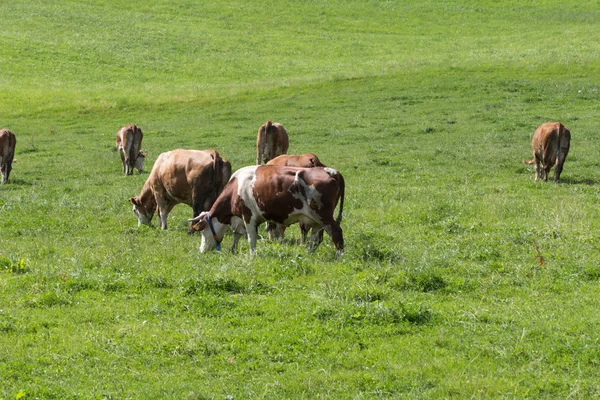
[2,1,600,398]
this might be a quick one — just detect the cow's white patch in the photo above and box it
[233,165,263,219]
[200,216,227,253]
[288,171,324,223]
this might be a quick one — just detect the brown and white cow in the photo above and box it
[256,121,289,165]
[524,122,571,182]
[266,153,331,242]
[116,124,144,175]
[129,149,232,230]
[0,129,16,184]
[188,165,344,256]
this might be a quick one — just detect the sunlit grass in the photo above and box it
[2,0,600,398]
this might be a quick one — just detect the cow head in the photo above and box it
[135,151,147,173]
[129,196,153,226]
[188,212,227,252]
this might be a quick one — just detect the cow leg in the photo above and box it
[231,232,242,254]
[246,221,259,256]
[119,152,125,173]
[300,223,309,243]
[157,202,175,230]
[323,221,344,256]
[266,222,284,242]
[554,157,566,183]
[543,165,551,182]
[307,228,322,251]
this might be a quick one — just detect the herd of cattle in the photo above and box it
[0,120,570,255]
[123,120,345,256]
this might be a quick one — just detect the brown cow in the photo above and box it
[266,153,329,242]
[188,165,344,256]
[256,121,289,164]
[524,122,571,182]
[266,153,325,168]
[0,129,16,184]
[129,149,232,230]
[116,124,144,175]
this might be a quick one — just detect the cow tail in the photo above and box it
[325,168,344,224]
[265,120,273,135]
[336,172,345,225]
[212,151,221,201]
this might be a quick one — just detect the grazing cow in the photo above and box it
[116,124,144,175]
[524,122,571,182]
[266,153,326,168]
[0,129,16,184]
[256,121,289,164]
[129,149,232,230]
[188,165,345,256]
[266,153,330,242]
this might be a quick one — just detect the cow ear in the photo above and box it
[129,197,139,206]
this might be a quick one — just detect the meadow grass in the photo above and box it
[2,0,600,398]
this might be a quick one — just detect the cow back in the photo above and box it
[267,153,325,168]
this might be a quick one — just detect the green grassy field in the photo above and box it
[2,1,600,398]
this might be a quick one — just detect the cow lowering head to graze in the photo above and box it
[256,121,289,165]
[129,149,232,230]
[266,153,337,243]
[0,129,16,185]
[524,122,571,183]
[116,124,144,175]
[188,165,344,256]
[133,151,148,173]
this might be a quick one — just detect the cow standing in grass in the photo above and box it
[524,122,571,182]
[266,153,339,243]
[130,149,232,230]
[256,121,289,164]
[116,124,145,175]
[188,165,344,256]
[0,129,16,184]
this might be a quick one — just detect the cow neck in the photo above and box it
[210,181,236,225]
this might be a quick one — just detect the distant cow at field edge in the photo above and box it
[0,129,16,184]
[524,122,571,182]
[116,124,145,175]
[130,149,232,230]
[256,121,289,164]
[188,165,344,256]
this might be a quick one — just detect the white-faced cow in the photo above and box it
[116,124,144,175]
[188,165,345,256]
[266,153,331,242]
[0,129,16,184]
[129,149,232,230]
[256,121,289,165]
[524,122,571,182]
